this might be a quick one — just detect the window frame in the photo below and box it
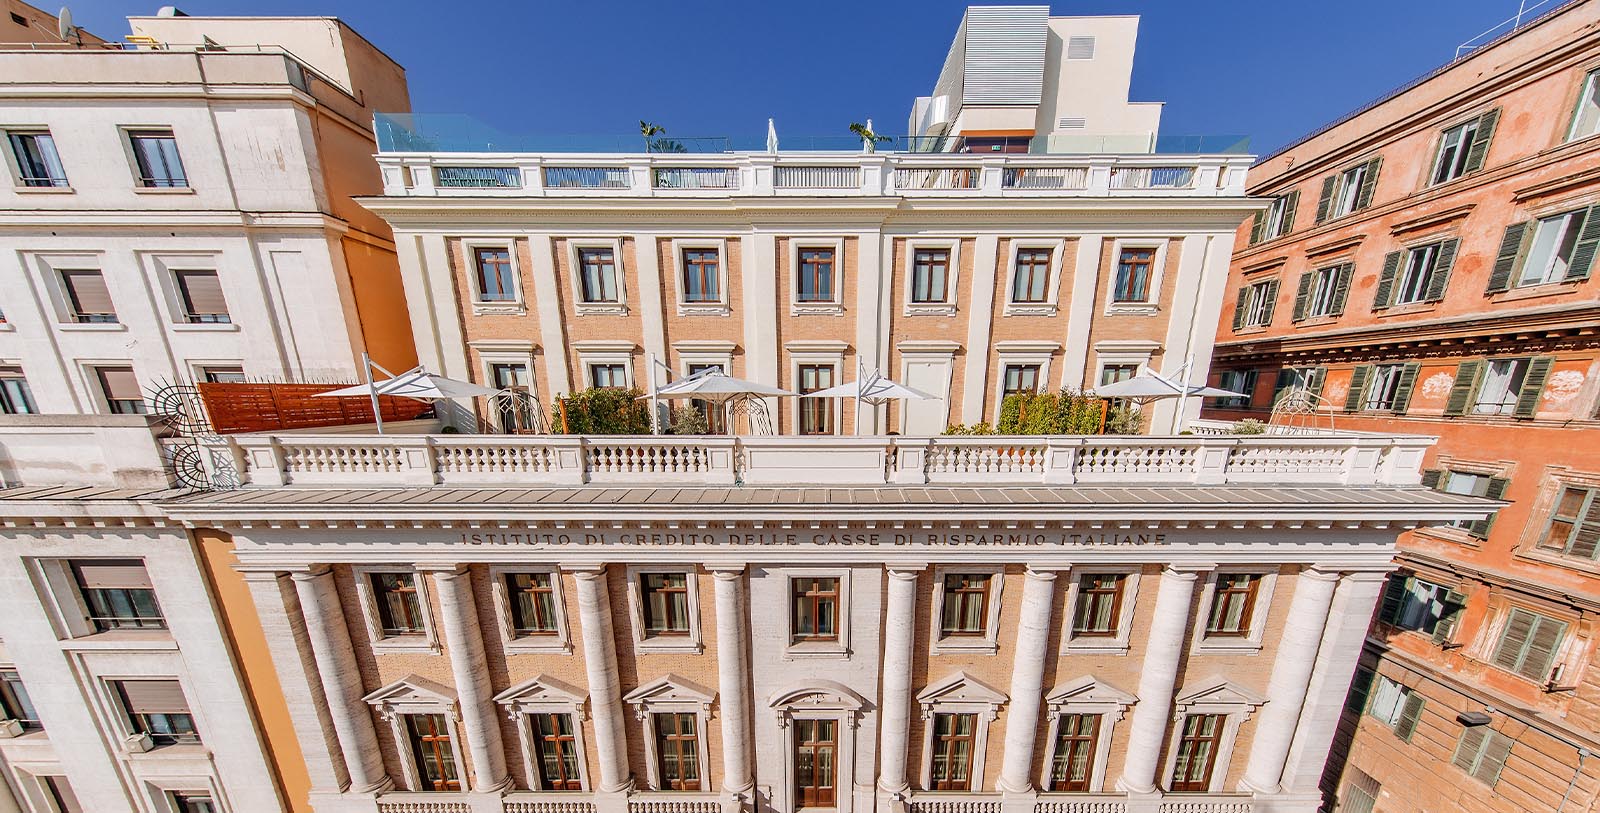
[929,566,1005,654]
[671,238,730,315]
[993,340,1059,415]
[1430,116,1485,185]
[171,269,230,325]
[566,238,627,315]
[1516,209,1586,287]
[1394,242,1442,306]
[796,362,839,436]
[69,559,165,632]
[1104,238,1167,312]
[364,677,467,792]
[110,678,200,748]
[351,566,440,654]
[1331,163,1368,219]
[1567,67,1600,143]
[1452,727,1514,787]
[1536,484,1600,560]
[460,239,525,314]
[1240,278,1277,328]
[1489,606,1568,683]
[1167,713,1225,793]
[1212,369,1257,409]
[0,667,41,731]
[1004,239,1066,315]
[1304,264,1345,319]
[1061,568,1141,654]
[789,237,846,313]
[1162,680,1264,794]
[495,676,592,793]
[487,565,572,654]
[1191,568,1277,653]
[625,675,716,793]
[123,128,188,189]
[1038,676,1134,794]
[59,269,118,324]
[902,239,962,315]
[625,566,703,653]
[4,128,69,189]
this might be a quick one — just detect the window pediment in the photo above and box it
[363,675,459,721]
[1045,675,1137,718]
[624,673,716,720]
[768,680,868,728]
[917,671,1007,720]
[494,674,588,719]
[1174,677,1266,720]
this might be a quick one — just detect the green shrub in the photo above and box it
[943,422,997,435]
[1232,418,1267,435]
[554,387,652,434]
[668,405,709,435]
[993,389,1109,434]
[1104,405,1144,434]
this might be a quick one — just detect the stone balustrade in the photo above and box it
[360,796,1253,813]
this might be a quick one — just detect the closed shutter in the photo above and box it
[1354,156,1383,210]
[1468,477,1511,538]
[1330,263,1354,315]
[1475,731,1513,785]
[1425,238,1460,301]
[1258,278,1280,325]
[1420,469,1443,490]
[1345,667,1376,714]
[1452,726,1487,773]
[1493,608,1536,672]
[175,271,226,317]
[1566,204,1600,280]
[1520,615,1566,681]
[1249,211,1266,245]
[1443,361,1483,416]
[1462,108,1500,174]
[1373,251,1402,310]
[1377,575,1407,624]
[1232,287,1249,331]
[1315,175,1337,223]
[72,560,152,588]
[96,367,141,402]
[1279,190,1300,234]
[1394,693,1424,741]
[1431,588,1467,645]
[1486,222,1530,293]
[1344,366,1372,411]
[116,680,189,714]
[1512,355,1554,418]
[1391,362,1421,414]
[60,271,113,316]
[1292,272,1314,322]
[1570,496,1600,559]
[1307,366,1327,398]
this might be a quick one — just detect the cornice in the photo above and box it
[1214,302,1600,359]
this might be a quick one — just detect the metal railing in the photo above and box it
[1003,167,1089,189]
[1109,166,1196,189]
[653,167,740,189]
[543,167,630,189]
[895,167,980,190]
[434,166,521,188]
[774,165,861,189]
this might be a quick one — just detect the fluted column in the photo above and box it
[429,566,511,792]
[291,567,391,793]
[712,567,754,804]
[572,567,632,794]
[997,568,1059,795]
[1240,568,1340,794]
[1117,565,1202,795]
[878,568,922,795]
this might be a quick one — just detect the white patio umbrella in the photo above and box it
[799,367,937,435]
[314,356,499,434]
[766,118,779,153]
[645,368,797,434]
[1092,363,1244,433]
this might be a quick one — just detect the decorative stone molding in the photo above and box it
[916,671,1008,721]
[624,674,717,721]
[364,675,461,723]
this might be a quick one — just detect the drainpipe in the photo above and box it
[1555,747,1590,813]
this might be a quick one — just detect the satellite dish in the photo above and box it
[57,6,75,43]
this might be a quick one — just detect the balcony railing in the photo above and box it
[1109,166,1196,189]
[435,165,521,187]
[543,166,630,189]
[626,795,721,813]
[774,165,862,189]
[895,166,980,190]
[653,167,741,189]
[1003,166,1089,189]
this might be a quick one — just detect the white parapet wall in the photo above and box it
[0,414,173,489]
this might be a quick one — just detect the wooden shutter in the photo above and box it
[1307,366,1327,398]
[1475,731,1513,785]
[1486,222,1530,293]
[1292,272,1313,322]
[1355,156,1383,210]
[1566,204,1600,280]
[1570,496,1600,559]
[1431,588,1467,645]
[1462,108,1500,174]
[1373,251,1402,310]
[72,560,151,588]
[1344,366,1371,411]
[1425,238,1460,301]
[1231,287,1249,331]
[1468,477,1511,538]
[175,270,226,316]
[1420,469,1443,490]
[1391,362,1421,414]
[1521,615,1566,681]
[1345,667,1376,714]
[1315,175,1337,223]
[117,680,189,713]
[1330,263,1354,315]
[1443,361,1483,416]
[1493,608,1536,672]
[1394,693,1424,741]
[61,271,113,315]
[1452,727,1487,773]
[1377,576,1407,624]
[1249,211,1266,245]
[1279,190,1299,234]
[1513,356,1554,418]
[1258,278,1280,325]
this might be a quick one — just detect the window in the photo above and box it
[1452,727,1513,787]
[1570,68,1600,141]
[686,362,727,434]
[681,249,720,303]
[127,130,187,188]
[798,364,835,435]
[911,248,950,303]
[1098,364,1137,388]
[1378,240,1460,307]
[797,247,836,303]
[71,559,163,630]
[1491,607,1566,682]
[1169,714,1222,792]
[1366,675,1424,741]
[1431,110,1498,185]
[641,573,691,637]
[1047,713,1100,792]
[6,130,67,187]
[791,577,839,643]
[1232,279,1278,330]
[44,777,82,813]
[589,363,628,389]
[1377,574,1464,640]
[939,573,991,637]
[1493,208,1599,290]
[1071,574,1124,637]
[200,366,246,384]
[1011,247,1052,303]
[0,669,40,730]
[794,718,838,807]
[114,680,197,745]
[506,572,559,635]
[475,248,517,302]
[1344,362,1418,413]
[575,247,620,304]
[1250,192,1299,243]
[173,270,229,323]
[406,713,462,791]
[1315,157,1381,222]
[0,368,36,414]
[371,572,426,636]
[489,363,535,432]
[60,270,116,323]
[1112,247,1154,302]
[1002,364,1040,399]
[1213,369,1256,409]
[1424,469,1508,536]
[1443,357,1553,419]
[1339,770,1381,813]
[1293,263,1352,321]
[929,712,977,790]
[1205,574,1260,637]
[531,713,583,790]
[1538,485,1600,559]
[171,794,217,813]
[654,712,702,790]
[1473,358,1530,415]
[1272,366,1324,404]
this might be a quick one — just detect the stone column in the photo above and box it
[1117,565,1201,795]
[877,568,922,796]
[712,567,755,808]
[290,567,391,793]
[997,568,1058,796]
[1240,568,1340,794]
[572,567,632,795]
[428,566,511,792]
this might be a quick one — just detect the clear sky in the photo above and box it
[63,0,1552,156]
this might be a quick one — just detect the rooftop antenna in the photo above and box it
[57,6,78,44]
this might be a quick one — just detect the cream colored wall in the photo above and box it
[1038,16,1163,142]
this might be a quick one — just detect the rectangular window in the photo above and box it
[911,248,950,303]
[929,712,976,790]
[0,669,40,730]
[0,368,36,414]
[489,363,535,432]
[115,679,197,745]
[1395,243,1440,305]
[1011,247,1052,303]
[1571,68,1600,142]
[1169,714,1222,792]
[1213,369,1256,409]
[170,794,217,813]
[531,712,583,790]
[654,712,702,790]
[370,572,426,636]
[44,777,82,813]
[1472,358,1530,415]
[1002,364,1040,399]
[1112,247,1155,302]
[1538,485,1600,559]
[681,249,720,303]
[1099,364,1137,387]
[200,366,246,384]
[71,559,164,630]
[797,247,836,303]
[1452,727,1513,787]
[1492,607,1566,682]
[506,572,558,635]
[798,364,836,435]
[1273,366,1323,405]
[1432,118,1483,184]
[1238,279,1277,328]
[1378,574,1463,635]
[406,713,461,791]
[1071,573,1125,637]
[1306,265,1344,318]
[641,573,691,636]
[791,576,839,643]
[1205,573,1260,636]
[1434,470,1502,532]
[476,248,517,302]
[589,363,628,389]
[1366,675,1424,740]
[939,573,991,637]
[173,270,229,323]
[1518,210,1586,287]
[1340,770,1381,813]
[577,247,619,304]
[1360,364,1407,411]
[60,270,116,323]
[128,130,187,188]
[1332,163,1368,219]
[6,130,67,187]
[1047,713,1100,792]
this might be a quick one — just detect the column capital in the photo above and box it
[708,565,747,578]
[1024,567,1061,581]
[1299,566,1345,583]
[286,565,334,582]
[887,566,925,581]
[1161,563,1210,579]
[567,565,609,579]
[416,563,470,577]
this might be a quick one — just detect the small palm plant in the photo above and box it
[850,122,891,153]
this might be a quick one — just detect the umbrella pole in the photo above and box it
[1172,356,1193,434]
[648,351,661,435]
[362,352,385,436]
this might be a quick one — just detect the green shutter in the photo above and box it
[1259,278,1280,325]
[1421,469,1443,490]
[1492,608,1536,672]
[1232,287,1250,331]
[1330,263,1354,315]
[1486,222,1530,293]
[1566,205,1600,280]
[1469,477,1511,538]
[1355,156,1383,210]
[1346,667,1376,714]
[1308,366,1327,398]
[1292,272,1314,322]
[1344,366,1372,411]
[1250,210,1266,245]
[1426,238,1460,301]
[1377,575,1408,624]
[1462,108,1500,174]
[1280,190,1300,235]
[1432,588,1467,645]
[1394,693,1425,741]
[1315,175,1337,223]
[1476,731,1513,786]
[1443,360,1483,416]
[1391,362,1421,414]
[1374,251,1403,310]
[1520,615,1566,681]
[1513,355,1554,419]
[1452,727,1487,773]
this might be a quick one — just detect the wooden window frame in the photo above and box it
[1062,569,1140,653]
[930,566,1005,653]
[797,363,837,436]
[927,711,979,791]
[1045,713,1100,792]
[790,576,840,644]
[653,711,705,791]
[488,566,571,654]
[352,566,439,653]
[681,248,721,304]
[1192,568,1277,653]
[1105,239,1166,313]
[473,247,518,304]
[1537,485,1600,560]
[405,712,463,791]
[626,567,702,653]
[1204,573,1261,637]
[1070,573,1125,638]
[903,239,961,315]
[1168,714,1224,793]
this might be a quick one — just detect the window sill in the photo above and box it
[1412,526,1483,548]
[635,636,703,654]
[505,637,574,655]
[56,322,126,332]
[677,304,730,317]
[1004,303,1058,317]
[784,641,850,660]
[170,322,239,333]
[1293,314,1342,328]
[575,303,629,317]
[371,636,439,655]
[791,303,844,316]
[931,637,998,656]
[904,304,957,317]
[132,186,195,195]
[127,743,211,761]
[12,185,73,194]
[1062,640,1130,656]
[1192,638,1263,655]
[60,630,176,651]
[1375,301,1439,317]
[1513,547,1600,576]
[1105,303,1158,316]
[1493,281,1584,303]
[1232,325,1271,336]
[0,323,12,332]
[473,303,528,317]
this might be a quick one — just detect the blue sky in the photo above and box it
[65,0,1548,156]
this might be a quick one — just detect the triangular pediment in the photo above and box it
[916,671,1008,707]
[1045,675,1137,707]
[362,674,458,708]
[768,679,868,711]
[623,673,716,708]
[494,674,587,707]
[1175,677,1267,710]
